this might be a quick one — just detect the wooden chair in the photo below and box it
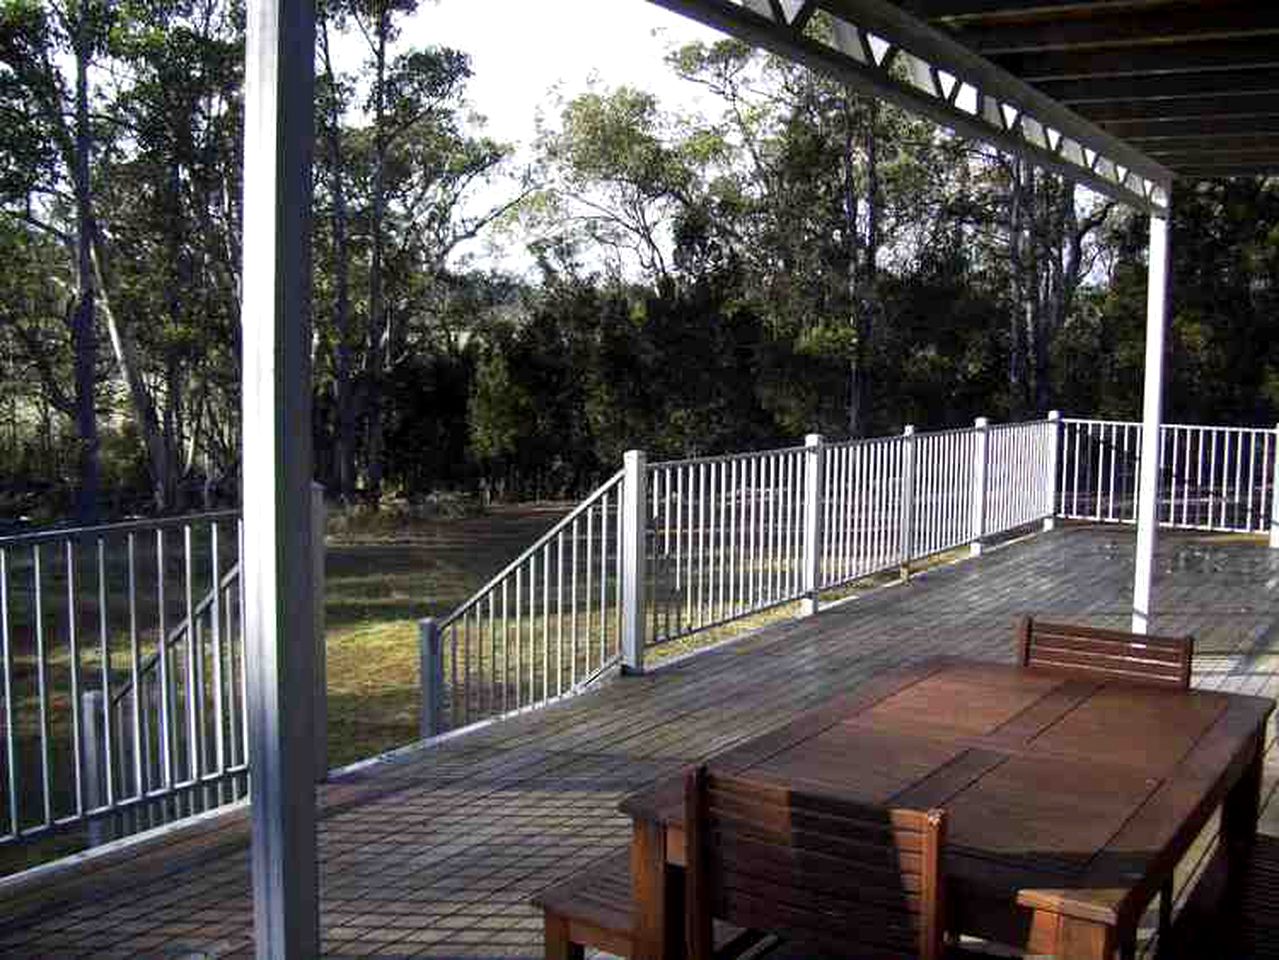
[1017,614,1194,957]
[684,764,948,960]
[1016,615,1194,689]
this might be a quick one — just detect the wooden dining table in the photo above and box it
[619,656,1274,960]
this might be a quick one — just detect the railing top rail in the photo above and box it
[649,445,807,470]
[439,469,625,629]
[910,424,981,441]
[987,419,1051,433]
[825,434,906,451]
[1062,417,1274,434]
[0,509,241,547]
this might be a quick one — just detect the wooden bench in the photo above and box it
[533,849,763,960]
[1016,615,1194,689]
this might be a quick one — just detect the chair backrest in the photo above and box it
[1016,615,1194,689]
[684,765,946,960]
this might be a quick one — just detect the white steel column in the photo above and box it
[241,1,319,957]
[620,450,648,674]
[801,434,824,617]
[1132,202,1172,635]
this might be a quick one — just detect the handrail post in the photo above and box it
[1270,423,1279,549]
[899,425,916,581]
[621,450,648,674]
[419,618,444,738]
[970,417,990,557]
[312,482,328,782]
[82,689,114,847]
[1044,411,1061,531]
[801,434,824,617]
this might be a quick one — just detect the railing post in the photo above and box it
[899,425,916,580]
[1270,423,1279,549]
[311,482,328,782]
[801,434,824,617]
[81,690,114,847]
[1044,410,1061,531]
[621,449,648,674]
[970,417,990,557]
[419,618,444,738]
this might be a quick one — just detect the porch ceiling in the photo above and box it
[909,0,1279,182]
[652,0,1278,211]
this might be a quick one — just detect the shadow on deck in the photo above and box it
[1,524,1277,959]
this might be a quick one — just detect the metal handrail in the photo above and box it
[0,510,239,547]
[439,469,624,629]
[108,562,241,709]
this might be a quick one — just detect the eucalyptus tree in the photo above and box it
[321,0,519,500]
[669,36,955,437]
[97,0,246,508]
[0,0,111,519]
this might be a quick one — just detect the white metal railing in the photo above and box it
[820,433,910,589]
[1059,419,1278,534]
[0,511,247,850]
[647,447,808,643]
[985,420,1059,536]
[427,417,1062,733]
[424,470,626,734]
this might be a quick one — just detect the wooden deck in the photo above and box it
[1,524,1277,960]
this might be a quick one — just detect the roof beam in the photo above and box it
[1172,165,1279,178]
[990,36,1279,81]
[650,0,1170,211]
[1080,93,1279,123]
[1036,68,1279,104]
[1130,133,1279,154]
[950,7,1279,55]
[900,0,1173,17]
[1110,114,1279,141]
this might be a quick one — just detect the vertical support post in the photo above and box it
[311,482,327,782]
[1044,410,1061,531]
[1269,423,1279,549]
[1133,203,1172,636]
[621,450,648,674]
[82,690,113,847]
[899,425,917,581]
[970,417,990,557]
[801,434,824,617]
[419,618,444,739]
[241,0,319,956]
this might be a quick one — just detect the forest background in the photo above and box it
[3,0,1277,524]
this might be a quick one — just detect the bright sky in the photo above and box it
[410,0,720,152]
[335,0,724,273]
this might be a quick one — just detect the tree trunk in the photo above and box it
[318,13,356,501]
[365,13,389,502]
[70,3,99,523]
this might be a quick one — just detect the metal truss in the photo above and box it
[651,0,1173,214]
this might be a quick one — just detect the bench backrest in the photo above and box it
[1016,615,1194,689]
[684,765,946,960]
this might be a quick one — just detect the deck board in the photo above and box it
[1,525,1278,958]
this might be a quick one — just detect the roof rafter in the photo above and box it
[649,0,1171,211]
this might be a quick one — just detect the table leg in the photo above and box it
[1222,733,1263,905]
[1054,914,1119,960]
[632,819,685,960]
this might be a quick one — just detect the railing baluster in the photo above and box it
[34,544,52,828]
[1,549,17,839]
[64,539,84,818]
[96,538,113,810]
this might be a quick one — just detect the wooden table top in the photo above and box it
[620,656,1274,928]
